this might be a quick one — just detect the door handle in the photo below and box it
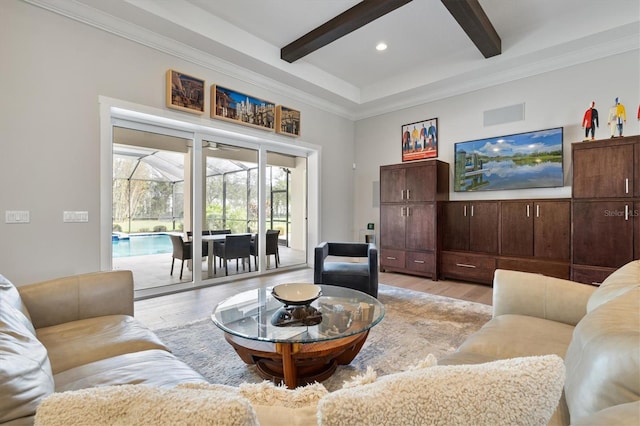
[456,263,477,268]
[413,260,425,264]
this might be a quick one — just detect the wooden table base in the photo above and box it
[224,331,369,388]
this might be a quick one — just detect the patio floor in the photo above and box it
[113,245,307,296]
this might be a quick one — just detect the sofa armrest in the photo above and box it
[18,271,134,329]
[492,269,596,326]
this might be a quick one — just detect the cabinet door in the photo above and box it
[500,201,534,257]
[573,201,634,268]
[380,204,405,249]
[405,164,435,202]
[442,202,469,251]
[380,167,405,203]
[573,144,634,198]
[405,203,435,251]
[534,200,570,260]
[469,202,498,253]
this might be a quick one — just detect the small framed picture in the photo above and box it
[401,118,438,162]
[166,70,205,114]
[211,85,275,131]
[275,105,301,137]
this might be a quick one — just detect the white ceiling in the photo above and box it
[27,0,639,119]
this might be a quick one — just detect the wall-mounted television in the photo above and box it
[454,127,563,192]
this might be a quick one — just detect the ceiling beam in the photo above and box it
[281,0,413,63]
[441,0,501,58]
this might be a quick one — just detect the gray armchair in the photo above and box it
[314,241,379,298]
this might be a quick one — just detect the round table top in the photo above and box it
[211,284,384,344]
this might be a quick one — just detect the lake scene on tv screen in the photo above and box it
[454,127,563,192]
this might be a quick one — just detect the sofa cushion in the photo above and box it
[34,384,258,426]
[54,349,206,392]
[323,262,369,277]
[36,315,169,374]
[179,381,328,426]
[0,300,54,424]
[586,260,640,313]
[453,314,575,359]
[570,401,640,426]
[564,287,640,423]
[318,355,565,426]
[0,274,33,326]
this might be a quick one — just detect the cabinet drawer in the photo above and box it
[441,252,495,284]
[406,251,435,274]
[497,257,570,279]
[380,249,405,269]
[571,265,614,286]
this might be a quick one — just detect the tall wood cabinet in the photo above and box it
[571,136,640,284]
[379,160,449,279]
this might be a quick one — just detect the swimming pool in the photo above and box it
[112,234,173,258]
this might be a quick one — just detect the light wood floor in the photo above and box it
[134,267,493,330]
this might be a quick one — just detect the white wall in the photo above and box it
[353,50,640,242]
[0,0,355,284]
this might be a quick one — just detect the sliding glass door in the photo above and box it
[107,113,309,297]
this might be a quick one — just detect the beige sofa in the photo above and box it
[4,263,639,425]
[0,270,206,425]
[440,260,640,425]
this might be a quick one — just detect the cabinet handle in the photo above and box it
[386,256,397,260]
[536,205,540,218]
[406,189,410,200]
[413,260,425,264]
[625,178,629,194]
[625,205,629,221]
[471,205,474,217]
[526,205,530,217]
[400,207,405,217]
[456,263,477,268]
[401,189,405,200]
[463,205,467,217]
[406,207,411,216]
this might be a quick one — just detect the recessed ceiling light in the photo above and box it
[376,42,387,51]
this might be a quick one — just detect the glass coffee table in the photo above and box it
[211,284,384,388]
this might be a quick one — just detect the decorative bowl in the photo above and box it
[272,283,322,306]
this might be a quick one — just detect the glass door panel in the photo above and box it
[203,141,258,279]
[111,126,194,291]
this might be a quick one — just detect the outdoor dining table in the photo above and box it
[202,233,253,277]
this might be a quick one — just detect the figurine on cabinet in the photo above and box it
[607,97,626,138]
[581,101,599,141]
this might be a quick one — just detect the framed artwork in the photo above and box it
[275,105,301,137]
[402,118,438,162]
[454,127,564,192]
[165,70,205,114]
[211,85,275,131]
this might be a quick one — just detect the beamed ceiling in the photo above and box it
[25,0,640,119]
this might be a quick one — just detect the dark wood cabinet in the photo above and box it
[571,136,640,284]
[442,201,498,253]
[442,198,570,283]
[572,143,634,199]
[572,200,634,268]
[500,200,570,260]
[379,160,449,279]
[441,201,498,284]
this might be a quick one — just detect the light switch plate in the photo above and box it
[5,210,30,224]
[63,211,89,223]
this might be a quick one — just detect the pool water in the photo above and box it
[112,234,173,258]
